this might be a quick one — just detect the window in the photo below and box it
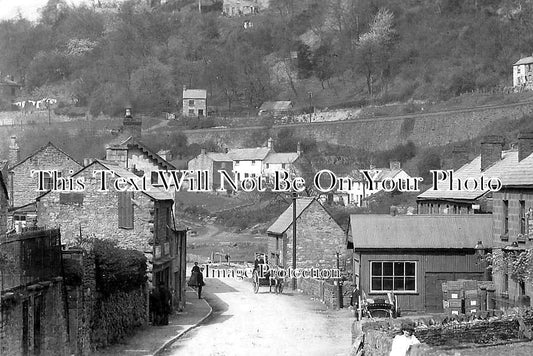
[42,171,61,190]
[520,200,526,235]
[118,191,134,229]
[198,109,204,116]
[266,163,270,169]
[370,261,416,293]
[251,160,256,165]
[281,163,286,169]
[503,200,509,235]
[235,161,240,166]
[244,173,249,178]
[189,99,195,106]
[151,171,159,185]
[188,109,194,115]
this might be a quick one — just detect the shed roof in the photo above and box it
[183,89,207,99]
[417,150,518,201]
[514,56,533,66]
[259,101,293,111]
[349,214,493,249]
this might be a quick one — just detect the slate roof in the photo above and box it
[373,169,405,182]
[227,147,271,161]
[349,214,493,249]
[499,152,533,186]
[107,136,176,170]
[183,89,207,99]
[267,197,315,235]
[206,152,232,161]
[259,101,293,112]
[417,150,518,201]
[514,56,533,66]
[264,152,300,164]
[8,142,82,171]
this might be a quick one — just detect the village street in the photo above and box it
[160,276,353,356]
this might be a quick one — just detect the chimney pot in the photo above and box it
[480,135,504,171]
[8,135,19,165]
[518,131,533,162]
[267,137,273,150]
[201,148,206,155]
[389,161,401,170]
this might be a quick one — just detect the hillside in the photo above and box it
[1,0,533,116]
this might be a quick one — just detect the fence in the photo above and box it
[0,228,62,292]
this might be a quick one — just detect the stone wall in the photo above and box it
[298,277,340,309]
[183,101,533,151]
[8,143,82,208]
[0,281,69,356]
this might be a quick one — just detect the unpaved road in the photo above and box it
[160,277,352,356]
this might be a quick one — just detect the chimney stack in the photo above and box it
[389,161,401,170]
[267,137,273,150]
[297,142,302,156]
[480,135,504,171]
[9,135,19,165]
[518,131,533,162]
[123,107,142,140]
[200,148,206,155]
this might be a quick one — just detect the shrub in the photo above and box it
[93,239,147,296]
[63,258,84,286]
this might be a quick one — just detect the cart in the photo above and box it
[361,292,400,319]
[252,265,284,294]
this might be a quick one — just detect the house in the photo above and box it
[5,138,82,231]
[223,0,269,16]
[258,101,293,116]
[266,197,348,271]
[0,228,68,355]
[188,149,233,191]
[36,160,186,305]
[262,141,301,179]
[365,161,415,196]
[513,56,533,89]
[0,75,21,108]
[348,214,492,312]
[417,135,514,214]
[182,87,207,117]
[489,131,533,306]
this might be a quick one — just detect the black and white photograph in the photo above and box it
[2,0,533,355]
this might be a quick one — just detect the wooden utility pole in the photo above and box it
[292,192,297,290]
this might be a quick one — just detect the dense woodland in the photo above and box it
[1,0,533,116]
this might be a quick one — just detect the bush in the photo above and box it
[93,239,147,296]
[63,258,84,286]
[54,105,87,117]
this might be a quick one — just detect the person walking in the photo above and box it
[188,262,205,299]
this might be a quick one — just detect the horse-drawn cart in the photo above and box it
[252,267,284,294]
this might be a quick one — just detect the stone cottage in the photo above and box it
[36,159,185,303]
[6,138,82,231]
[266,197,348,271]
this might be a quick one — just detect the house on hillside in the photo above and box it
[266,197,348,271]
[258,101,293,117]
[348,214,492,313]
[513,56,533,89]
[187,149,234,191]
[36,160,187,308]
[262,142,301,179]
[182,87,207,117]
[223,0,269,16]
[5,137,82,231]
[417,135,513,215]
[0,75,21,108]
[489,131,533,307]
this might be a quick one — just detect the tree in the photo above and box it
[354,8,397,96]
[312,43,336,89]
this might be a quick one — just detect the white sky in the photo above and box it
[0,0,90,22]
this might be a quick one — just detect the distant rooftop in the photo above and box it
[514,56,533,66]
[183,89,207,99]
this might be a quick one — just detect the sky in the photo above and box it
[0,0,89,21]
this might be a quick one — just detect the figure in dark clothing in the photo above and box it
[150,287,162,325]
[158,282,172,325]
[188,262,205,299]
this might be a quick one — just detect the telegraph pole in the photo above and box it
[292,192,297,290]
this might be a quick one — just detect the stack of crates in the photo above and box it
[448,281,464,315]
[463,280,480,315]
